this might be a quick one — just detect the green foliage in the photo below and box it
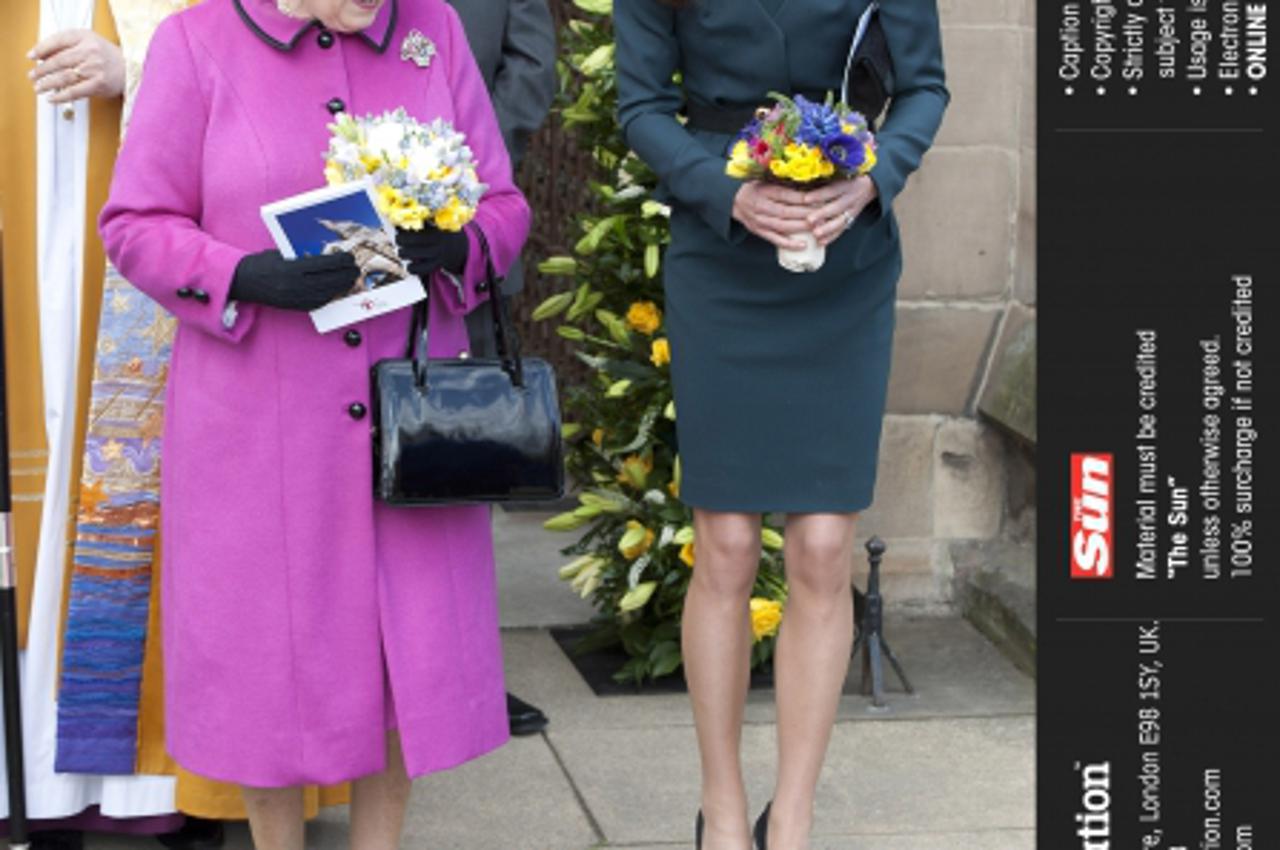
[538,0,789,685]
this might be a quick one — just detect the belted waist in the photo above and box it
[684,94,877,136]
[684,91,829,135]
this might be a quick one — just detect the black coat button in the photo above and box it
[348,402,367,420]
[176,287,194,299]
[317,30,334,48]
[344,329,362,347]
[476,280,489,293]
[326,97,346,114]
[192,289,210,304]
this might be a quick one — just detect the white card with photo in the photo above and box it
[260,180,426,333]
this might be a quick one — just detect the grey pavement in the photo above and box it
[87,509,1034,849]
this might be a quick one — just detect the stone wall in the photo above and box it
[859,0,1037,611]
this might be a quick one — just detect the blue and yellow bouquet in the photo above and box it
[726,94,877,185]
[324,108,487,231]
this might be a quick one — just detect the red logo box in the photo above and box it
[1070,453,1113,579]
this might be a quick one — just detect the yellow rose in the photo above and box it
[749,598,784,641]
[650,338,671,367]
[618,519,655,560]
[625,300,662,335]
[679,540,695,568]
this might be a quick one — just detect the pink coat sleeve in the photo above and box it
[99,15,257,343]
[436,4,532,317]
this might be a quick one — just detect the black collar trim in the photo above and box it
[232,0,397,55]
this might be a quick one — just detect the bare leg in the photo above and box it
[350,731,413,850]
[683,509,762,850]
[241,786,305,850]
[769,512,858,850]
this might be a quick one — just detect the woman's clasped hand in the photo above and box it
[394,225,470,278]
[731,173,880,249]
[229,250,360,311]
[27,28,125,102]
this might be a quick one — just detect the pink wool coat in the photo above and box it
[100,0,530,786]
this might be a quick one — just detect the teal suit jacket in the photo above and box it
[615,0,949,246]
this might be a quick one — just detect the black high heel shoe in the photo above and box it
[695,810,705,849]
[753,801,772,850]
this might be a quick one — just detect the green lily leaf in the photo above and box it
[531,291,574,321]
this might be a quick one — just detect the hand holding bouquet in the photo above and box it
[725,95,877,272]
[324,108,487,233]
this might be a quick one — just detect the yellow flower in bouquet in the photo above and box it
[650,338,671,367]
[679,540,695,568]
[770,143,836,183]
[618,520,655,560]
[434,196,469,231]
[626,300,662,335]
[858,144,877,176]
[727,140,757,179]
[616,453,653,489]
[749,597,784,641]
[325,108,487,232]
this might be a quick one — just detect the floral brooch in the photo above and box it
[400,29,436,68]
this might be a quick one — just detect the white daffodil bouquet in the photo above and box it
[324,108,487,232]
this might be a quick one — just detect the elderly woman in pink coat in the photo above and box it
[98,0,530,846]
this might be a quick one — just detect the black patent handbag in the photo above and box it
[371,226,565,505]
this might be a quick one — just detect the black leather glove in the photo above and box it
[394,226,469,278]
[229,250,360,311]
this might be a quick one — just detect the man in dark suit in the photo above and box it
[448,0,559,736]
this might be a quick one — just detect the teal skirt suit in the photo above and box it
[615,0,949,512]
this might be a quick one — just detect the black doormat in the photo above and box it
[550,625,776,697]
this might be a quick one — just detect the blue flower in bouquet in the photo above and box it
[793,96,843,147]
[820,131,867,171]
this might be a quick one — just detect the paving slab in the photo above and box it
[503,617,1032,734]
[619,828,1034,849]
[89,735,597,850]
[549,716,1033,846]
[398,734,598,849]
[494,507,595,628]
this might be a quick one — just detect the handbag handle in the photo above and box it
[841,1,879,107]
[405,222,525,388]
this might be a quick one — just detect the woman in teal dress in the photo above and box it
[615,1,948,847]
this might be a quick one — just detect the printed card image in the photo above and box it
[261,181,426,333]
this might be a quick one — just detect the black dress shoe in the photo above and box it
[695,809,704,850]
[31,831,84,850]
[753,801,772,850]
[156,817,225,849]
[506,691,548,736]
